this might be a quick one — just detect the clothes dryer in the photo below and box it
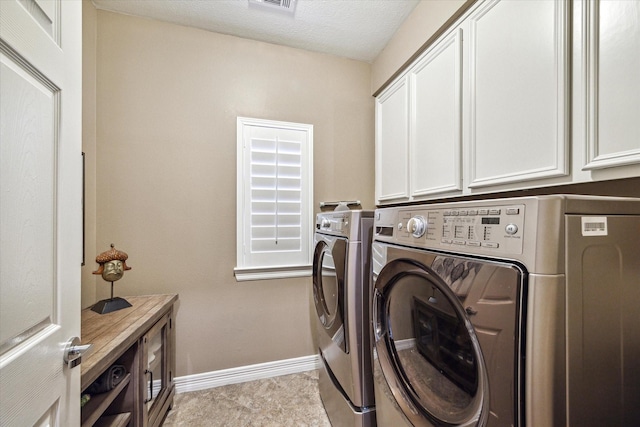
[313,210,375,427]
[371,195,640,427]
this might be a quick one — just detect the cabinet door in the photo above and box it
[583,0,640,170]
[376,76,410,204]
[467,0,570,188]
[142,313,173,427]
[410,29,463,198]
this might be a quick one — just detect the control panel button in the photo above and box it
[467,241,481,247]
[482,242,499,248]
[505,223,518,235]
[489,209,501,215]
[506,208,520,215]
[479,209,489,215]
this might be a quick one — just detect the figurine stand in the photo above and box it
[91,281,132,314]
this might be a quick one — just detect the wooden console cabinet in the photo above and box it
[81,294,178,427]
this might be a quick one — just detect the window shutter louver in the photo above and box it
[249,136,302,254]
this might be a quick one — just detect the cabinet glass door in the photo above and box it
[145,328,164,409]
[143,314,171,426]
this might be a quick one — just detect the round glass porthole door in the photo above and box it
[312,236,348,352]
[373,258,489,427]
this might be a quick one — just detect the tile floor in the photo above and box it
[163,370,331,426]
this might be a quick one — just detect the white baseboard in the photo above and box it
[174,354,321,394]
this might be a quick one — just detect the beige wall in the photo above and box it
[371,0,473,94]
[83,0,639,382]
[90,11,374,376]
[81,0,98,308]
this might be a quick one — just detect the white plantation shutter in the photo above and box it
[236,117,313,281]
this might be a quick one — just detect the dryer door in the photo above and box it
[373,257,489,427]
[313,234,348,352]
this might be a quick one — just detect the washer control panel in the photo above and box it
[317,212,349,234]
[395,204,525,254]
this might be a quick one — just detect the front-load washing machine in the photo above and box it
[371,195,640,427]
[313,209,375,427]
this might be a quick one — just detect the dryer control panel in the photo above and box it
[317,213,349,233]
[316,210,374,240]
[392,204,525,254]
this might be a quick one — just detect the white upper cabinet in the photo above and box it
[375,29,463,205]
[582,0,640,171]
[410,29,463,198]
[375,75,410,203]
[466,0,570,189]
[375,0,640,205]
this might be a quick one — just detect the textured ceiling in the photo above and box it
[91,0,420,62]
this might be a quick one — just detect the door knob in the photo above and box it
[64,337,93,368]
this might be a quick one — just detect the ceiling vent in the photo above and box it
[248,0,297,14]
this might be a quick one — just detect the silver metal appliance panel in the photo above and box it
[565,213,640,427]
[371,242,523,427]
[372,195,640,427]
[314,233,348,353]
[372,350,413,427]
[314,210,375,424]
[316,210,374,241]
[374,194,640,275]
[316,227,374,408]
[318,356,376,427]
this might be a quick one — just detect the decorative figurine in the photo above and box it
[91,244,133,314]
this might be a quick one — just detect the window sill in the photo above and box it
[234,265,312,282]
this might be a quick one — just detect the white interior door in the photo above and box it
[0,0,82,425]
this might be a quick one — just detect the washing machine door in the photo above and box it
[373,257,489,427]
[313,234,348,352]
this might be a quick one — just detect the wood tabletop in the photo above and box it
[81,294,178,391]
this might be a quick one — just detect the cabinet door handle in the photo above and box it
[144,369,154,403]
